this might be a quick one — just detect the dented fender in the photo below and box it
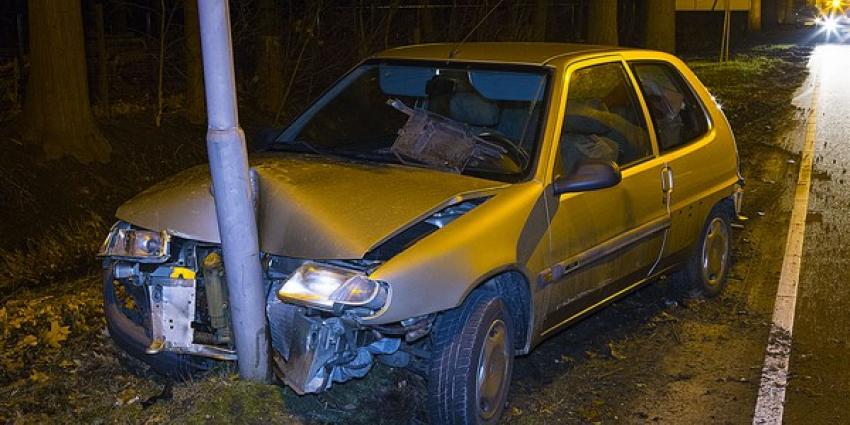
[364,181,550,325]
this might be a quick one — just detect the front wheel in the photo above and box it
[427,290,515,425]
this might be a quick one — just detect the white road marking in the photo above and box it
[752,68,821,425]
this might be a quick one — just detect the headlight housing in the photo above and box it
[98,222,171,263]
[278,262,387,312]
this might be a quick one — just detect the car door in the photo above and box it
[628,60,716,258]
[539,57,670,336]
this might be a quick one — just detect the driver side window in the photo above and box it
[557,62,652,177]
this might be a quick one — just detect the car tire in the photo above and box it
[681,203,734,298]
[427,289,515,425]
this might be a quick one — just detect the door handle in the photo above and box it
[661,166,674,193]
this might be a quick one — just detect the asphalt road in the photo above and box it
[782,44,850,425]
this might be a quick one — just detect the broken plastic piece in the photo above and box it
[387,99,504,172]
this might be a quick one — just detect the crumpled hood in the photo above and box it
[116,153,506,259]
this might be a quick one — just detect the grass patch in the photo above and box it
[688,46,811,152]
[0,213,107,298]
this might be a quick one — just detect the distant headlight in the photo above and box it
[98,222,171,263]
[824,17,838,31]
[278,262,387,311]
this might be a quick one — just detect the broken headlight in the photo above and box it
[97,222,171,263]
[278,262,387,312]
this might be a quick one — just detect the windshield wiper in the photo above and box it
[268,139,323,154]
[323,147,410,166]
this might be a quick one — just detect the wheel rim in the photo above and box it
[475,319,510,421]
[701,217,730,287]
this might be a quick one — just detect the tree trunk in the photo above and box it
[111,1,129,34]
[254,0,283,115]
[184,0,205,124]
[749,0,762,32]
[645,0,675,53]
[783,0,795,24]
[532,0,549,41]
[761,0,779,29]
[776,0,787,23]
[587,0,619,46]
[94,2,110,117]
[21,0,110,163]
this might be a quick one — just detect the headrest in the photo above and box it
[449,92,500,127]
[563,103,610,134]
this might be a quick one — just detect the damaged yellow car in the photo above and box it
[100,43,742,424]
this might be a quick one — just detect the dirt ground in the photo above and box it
[0,44,811,424]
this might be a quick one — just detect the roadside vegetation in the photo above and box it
[0,44,811,423]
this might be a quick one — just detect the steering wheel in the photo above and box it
[477,132,530,168]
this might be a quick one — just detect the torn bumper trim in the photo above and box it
[103,270,211,378]
[267,288,400,394]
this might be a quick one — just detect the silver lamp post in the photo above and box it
[197,0,270,382]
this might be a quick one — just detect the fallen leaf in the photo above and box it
[30,370,49,384]
[2,357,23,372]
[43,321,70,348]
[608,342,627,361]
[21,334,38,347]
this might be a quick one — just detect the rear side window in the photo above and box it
[630,63,709,152]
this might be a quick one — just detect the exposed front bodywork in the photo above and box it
[118,154,507,260]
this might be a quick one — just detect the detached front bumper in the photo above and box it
[266,282,403,394]
[104,257,415,393]
[103,269,213,377]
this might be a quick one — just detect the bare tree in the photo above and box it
[532,0,549,41]
[184,0,205,124]
[183,0,206,124]
[254,0,283,115]
[587,0,619,46]
[414,0,435,43]
[645,0,676,53]
[21,0,110,163]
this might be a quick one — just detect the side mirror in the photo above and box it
[553,160,622,195]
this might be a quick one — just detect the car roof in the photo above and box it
[372,42,627,66]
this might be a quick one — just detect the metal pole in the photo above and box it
[724,0,732,62]
[197,0,270,382]
[720,0,731,62]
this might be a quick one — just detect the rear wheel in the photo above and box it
[681,203,733,297]
[427,290,515,425]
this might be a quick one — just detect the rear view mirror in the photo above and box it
[553,160,621,195]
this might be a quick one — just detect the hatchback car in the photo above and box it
[100,43,742,424]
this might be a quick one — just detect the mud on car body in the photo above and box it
[101,43,743,424]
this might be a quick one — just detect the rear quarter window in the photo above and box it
[630,62,710,152]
